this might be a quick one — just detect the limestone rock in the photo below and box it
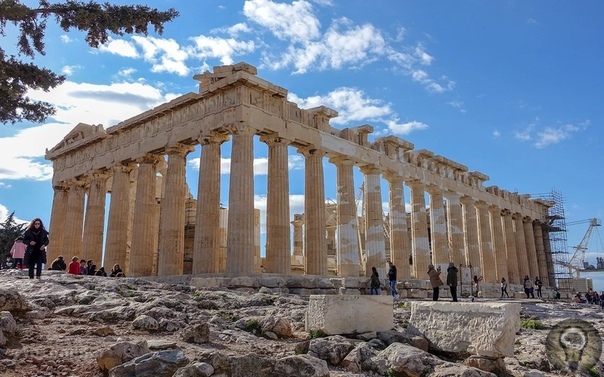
[0,288,28,313]
[0,311,17,335]
[308,335,357,366]
[272,354,330,377]
[174,362,215,377]
[96,340,150,373]
[260,316,293,338]
[181,323,210,344]
[109,349,189,377]
[131,314,160,331]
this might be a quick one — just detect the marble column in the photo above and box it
[48,185,68,264]
[489,206,507,283]
[105,163,134,270]
[226,127,255,275]
[461,196,481,276]
[61,181,86,260]
[82,171,109,265]
[502,210,520,284]
[331,157,360,277]
[300,147,327,276]
[533,221,549,283]
[428,187,448,266]
[361,166,387,278]
[407,180,430,278]
[445,192,465,266]
[129,154,161,277]
[193,134,228,274]
[513,213,530,281]
[476,201,495,283]
[261,135,291,274]
[157,144,194,276]
[385,174,410,280]
[523,217,540,280]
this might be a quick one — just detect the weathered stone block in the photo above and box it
[305,295,393,335]
[407,302,520,357]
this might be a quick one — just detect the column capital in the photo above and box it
[166,143,195,156]
[383,171,404,183]
[501,209,512,217]
[488,205,501,214]
[328,155,355,167]
[512,212,523,220]
[112,162,135,174]
[359,164,381,175]
[291,214,305,226]
[443,190,461,200]
[474,200,489,209]
[90,168,111,180]
[52,182,69,191]
[199,133,230,146]
[425,184,443,196]
[228,124,257,136]
[136,153,162,165]
[297,146,327,158]
[459,195,475,205]
[259,133,291,147]
[404,178,424,189]
[523,216,533,223]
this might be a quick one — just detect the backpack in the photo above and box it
[370,274,381,287]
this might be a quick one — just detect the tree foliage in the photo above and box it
[0,211,27,267]
[0,0,179,124]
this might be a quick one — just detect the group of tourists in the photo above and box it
[9,217,126,279]
[573,289,604,309]
[522,275,544,298]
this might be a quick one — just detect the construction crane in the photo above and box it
[565,218,603,278]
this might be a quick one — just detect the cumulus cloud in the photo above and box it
[211,22,253,37]
[61,65,81,76]
[131,36,190,76]
[535,124,581,148]
[188,35,256,65]
[99,38,139,58]
[60,35,73,43]
[385,120,428,135]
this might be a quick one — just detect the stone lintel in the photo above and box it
[433,155,468,172]
[407,302,520,357]
[469,171,489,182]
[305,295,393,335]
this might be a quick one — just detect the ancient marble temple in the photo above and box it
[45,62,554,285]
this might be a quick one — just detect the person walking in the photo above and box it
[22,218,49,279]
[523,275,535,298]
[9,236,26,269]
[534,276,543,298]
[446,262,458,302]
[369,266,380,295]
[387,261,398,298]
[428,264,443,301]
[501,277,509,298]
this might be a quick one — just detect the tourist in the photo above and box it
[88,264,97,276]
[23,218,49,279]
[109,264,124,277]
[573,292,586,304]
[9,236,26,269]
[95,267,107,277]
[534,276,543,298]
[67,256,80,275]
[49,255,66,271]
[79,259,88,275]
[501,277,509,298]
[87,260,95,275]
[387,261,398,298]
[600,291,604,309]
[523,275,535,298]
[552,287,561,299]
[585,290,592,305]
[446,262,458,302]
[428,264,443,301]
[369,266,380,295]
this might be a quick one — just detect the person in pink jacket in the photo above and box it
[10,236,26,269]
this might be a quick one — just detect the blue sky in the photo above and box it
[1,0,603,271]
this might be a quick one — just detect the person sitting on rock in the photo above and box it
[95,267,108,277]
[79,259,88,275]
[67,256,80,275]
[109,264,123,277]
[49,255,66,271]
[88,264,97,276]
[573,293,586,304]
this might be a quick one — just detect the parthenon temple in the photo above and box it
[45,62,555,287]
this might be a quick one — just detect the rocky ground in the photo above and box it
[0,269,602,377]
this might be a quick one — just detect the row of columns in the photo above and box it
[48,130,551,284]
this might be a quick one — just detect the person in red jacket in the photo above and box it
[67,256,80,275]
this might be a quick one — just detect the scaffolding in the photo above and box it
[536,189,572,291]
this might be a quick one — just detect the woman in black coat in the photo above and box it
[23,218,49,279]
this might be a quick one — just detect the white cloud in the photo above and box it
[188,35,256,65]
[0,204,28,225]
[385,120,428,135]
[243,0,322,43]
[212,22,253,37]
[117,68,137,78]
[493,130,501,138]
[514,125,533,142]
[414,44,434,65]
[99,38,140,58]
[534,124,580,148]
[131,36,190,76]
[447,100,466,113]
[60,35,73,43]
[61,65,81,76]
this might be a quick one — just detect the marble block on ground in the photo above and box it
[305,295,393,335]
[407,302,520,358]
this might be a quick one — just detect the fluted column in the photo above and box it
[105,163,134,270]
[157,144,194,276]
[261,134,291,274]
[226,127,255,275]
[533,221,549,283]
[513,213,530,280]
[476,201,495,283]
[428,187,448,266]
[445,192,464,266]
[61,180,86,259]
[385,174,410,280]
[489,206,507,283]
[407,180,430,278]
[331,157,360,277]
[48,185,68,263]
[300,147,327,276]
[129,154,161,276]
[461,196,481,276]
[193,134,229,274]
[523,217,539,279]
[291,215,304,256]
[361,166,387,278]
[502,210,520,284]
[82,171,109,264]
